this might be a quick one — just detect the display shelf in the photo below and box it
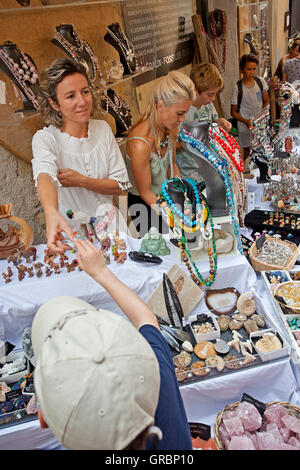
[0,106,41,127]
[240,27,262,33]
[0,0,126,14]
[238,1,268,8]
[103,66,154,89]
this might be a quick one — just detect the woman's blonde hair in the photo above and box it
[38,57,96,128]
[132,70,196,149]
[190,62,223,94]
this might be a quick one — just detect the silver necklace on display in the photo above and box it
[106,26,135,73]
[53,26,104,83]
[100,89,132,130]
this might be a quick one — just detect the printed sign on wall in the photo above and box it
[122,0,194,85]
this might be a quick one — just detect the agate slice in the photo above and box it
[205,288,240,315]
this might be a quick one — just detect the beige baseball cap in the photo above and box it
[32,296,160,450]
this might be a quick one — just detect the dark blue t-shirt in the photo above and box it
[139,324,193,450]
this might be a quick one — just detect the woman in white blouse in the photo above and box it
[32,58,131,253]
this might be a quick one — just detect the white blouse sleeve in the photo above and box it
[104,123,132,191]
[31,130,62,187]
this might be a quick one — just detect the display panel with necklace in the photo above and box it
[179,127,243,255]
[100,88,132,137]
[52,24,104,84]
[209,124,243,173]
[0,41,39,112]
[157,177,218,287]
[104,23,136,75]
[209,124,247,227]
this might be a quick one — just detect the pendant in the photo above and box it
[126,49,135,62]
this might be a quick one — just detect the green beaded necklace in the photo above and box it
[158,178,218,287]
[177,201,217,287]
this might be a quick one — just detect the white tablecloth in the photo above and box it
[0,236,256,346]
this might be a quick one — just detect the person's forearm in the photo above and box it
[232,110,249,125]
[93,268,159,329]
[79,176,122,195]
[139,188,159,207]
[37,173,59,217]
[263,96,270,108]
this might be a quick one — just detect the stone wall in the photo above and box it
[0,145,46,244]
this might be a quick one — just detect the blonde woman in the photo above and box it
[125,70,196,236]
[31,57,131,253]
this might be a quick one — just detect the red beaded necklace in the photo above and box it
[209,126,244,172]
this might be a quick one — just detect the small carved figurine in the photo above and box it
[113,231,126,250]
[140,227,170,256]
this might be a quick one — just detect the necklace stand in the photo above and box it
[0,41,39,113]
[52,24,98,81]
[252,150,271,184]
[104,23,136,75]
[181,121,229,217]
[100,88,132,137]
[165,179,199,249]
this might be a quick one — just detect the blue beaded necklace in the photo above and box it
[158,178,218,287]
[179,128,243,255]
[160,178,201,228]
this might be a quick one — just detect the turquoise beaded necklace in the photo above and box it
[179,128,243,255]
[160,178,201,228]
[158,177,218,287]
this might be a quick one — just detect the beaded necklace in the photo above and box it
[178,215,217,287]
[158,178,217,287]
[180,128,243,255]
[100,88,132,131]
[0,44,39,109]
[209,126,244,172]
[159,178,200,229]
[53,26,102,83]
[106,24,136,73]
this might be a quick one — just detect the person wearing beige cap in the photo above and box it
[32,239,192,450]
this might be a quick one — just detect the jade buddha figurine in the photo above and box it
[139,227,170,256]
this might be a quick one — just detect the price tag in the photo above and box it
[5,389,22,401]
[255,233,266,251]
[241,393,266,416]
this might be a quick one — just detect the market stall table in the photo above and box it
[1,233,300,449]
[0,235,256,346]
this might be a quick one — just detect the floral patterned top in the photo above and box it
[184,103,219,124]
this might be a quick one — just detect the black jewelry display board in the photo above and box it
[121,0,194,86]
